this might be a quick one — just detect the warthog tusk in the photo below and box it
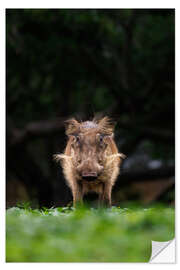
[53,154,72,162]
[106,153,126,165]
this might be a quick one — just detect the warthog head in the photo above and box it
[55,117,125,182]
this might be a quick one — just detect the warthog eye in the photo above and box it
[99,135,104,143]
[76,136,80,143]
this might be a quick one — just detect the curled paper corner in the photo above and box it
[149,239,175,263]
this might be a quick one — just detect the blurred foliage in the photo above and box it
[6,205,175,262]
[6,9,175,206]
[7,9,174,129]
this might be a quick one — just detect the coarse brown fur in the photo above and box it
[54,117,126,207]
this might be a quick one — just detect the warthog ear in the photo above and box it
[65,118,80,136]
[97,116,115,135]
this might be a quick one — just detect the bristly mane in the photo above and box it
[65,116,115,136]
[81,121,98,129]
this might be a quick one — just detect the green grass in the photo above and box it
[6,204,175,262]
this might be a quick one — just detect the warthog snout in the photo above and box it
[81,172,98,181]
[77,159,103,181]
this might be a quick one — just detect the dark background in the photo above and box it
[6,9,175,208]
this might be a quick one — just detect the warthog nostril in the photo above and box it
[82,172,97,181]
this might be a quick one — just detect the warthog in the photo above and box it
[54,117,126,207]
